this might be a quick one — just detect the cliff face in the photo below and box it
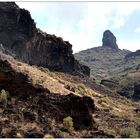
[0,2,90,76]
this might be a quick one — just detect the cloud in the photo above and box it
[16,2,140,53]
[134,27,140,33]
[119,40,140,51]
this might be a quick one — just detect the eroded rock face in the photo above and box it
[0,54,45,99]
[58,93,95,130]
[0,2,90,76]
[117,78,140,100]
[102,30,118,50]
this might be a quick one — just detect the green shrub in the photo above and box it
[36,78,46,84]
[101,96,110,104]
[121,127,138,138]
[78,83,86,90]
[0,89,9,108]
[63,116,74,133]
[0,43,3,48]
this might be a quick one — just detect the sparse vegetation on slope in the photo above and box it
[0,50,139,138]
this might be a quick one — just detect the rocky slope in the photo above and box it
[0,51,95,138]
[0,2,90,76]
[0,46,140,138]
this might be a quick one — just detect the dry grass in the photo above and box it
[120,127,138,138]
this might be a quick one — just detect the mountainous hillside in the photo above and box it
[0,38,140,138]
[0,2,140,138]
[75,30,140,81]
[75,30,140,100]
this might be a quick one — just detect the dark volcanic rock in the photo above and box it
[100,79,118,89]
[58,93,95,130]
[0,2,90,76]
[117,84,134,98]
[125,50,140,59]
[0,52,45,100]
[102,30,118,50]
[117,77,140,100]
[133,83,140,100]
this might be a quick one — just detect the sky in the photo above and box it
[16,2,140,53]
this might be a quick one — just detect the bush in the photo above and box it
[101,96,110,104]
[63,116,74,133]
[121,127,138,138]
[36,78,46,84]
[0,43,3,48]
[0,89,9,108]
[78,83,86,90]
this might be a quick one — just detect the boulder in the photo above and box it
[100,79,118,89]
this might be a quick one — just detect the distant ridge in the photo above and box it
[75,30,139,81]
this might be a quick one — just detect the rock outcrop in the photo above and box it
[133,83,140,100]
[125,50,140,59]
[102,30,118,50]
[117,72,140,100]
[0,2,90,76]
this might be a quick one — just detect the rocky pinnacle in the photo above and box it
[102,30,119,50]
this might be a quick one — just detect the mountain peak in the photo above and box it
[102,30,119,50]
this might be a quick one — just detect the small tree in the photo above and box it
[0,89,9,108]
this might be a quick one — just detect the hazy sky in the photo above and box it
[16,2,140,53]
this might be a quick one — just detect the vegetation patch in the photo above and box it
[120,127,138,138]
[78,83,86,91]
[101,96,110,104]
[36,78,46,85]
[111,109,126,118]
